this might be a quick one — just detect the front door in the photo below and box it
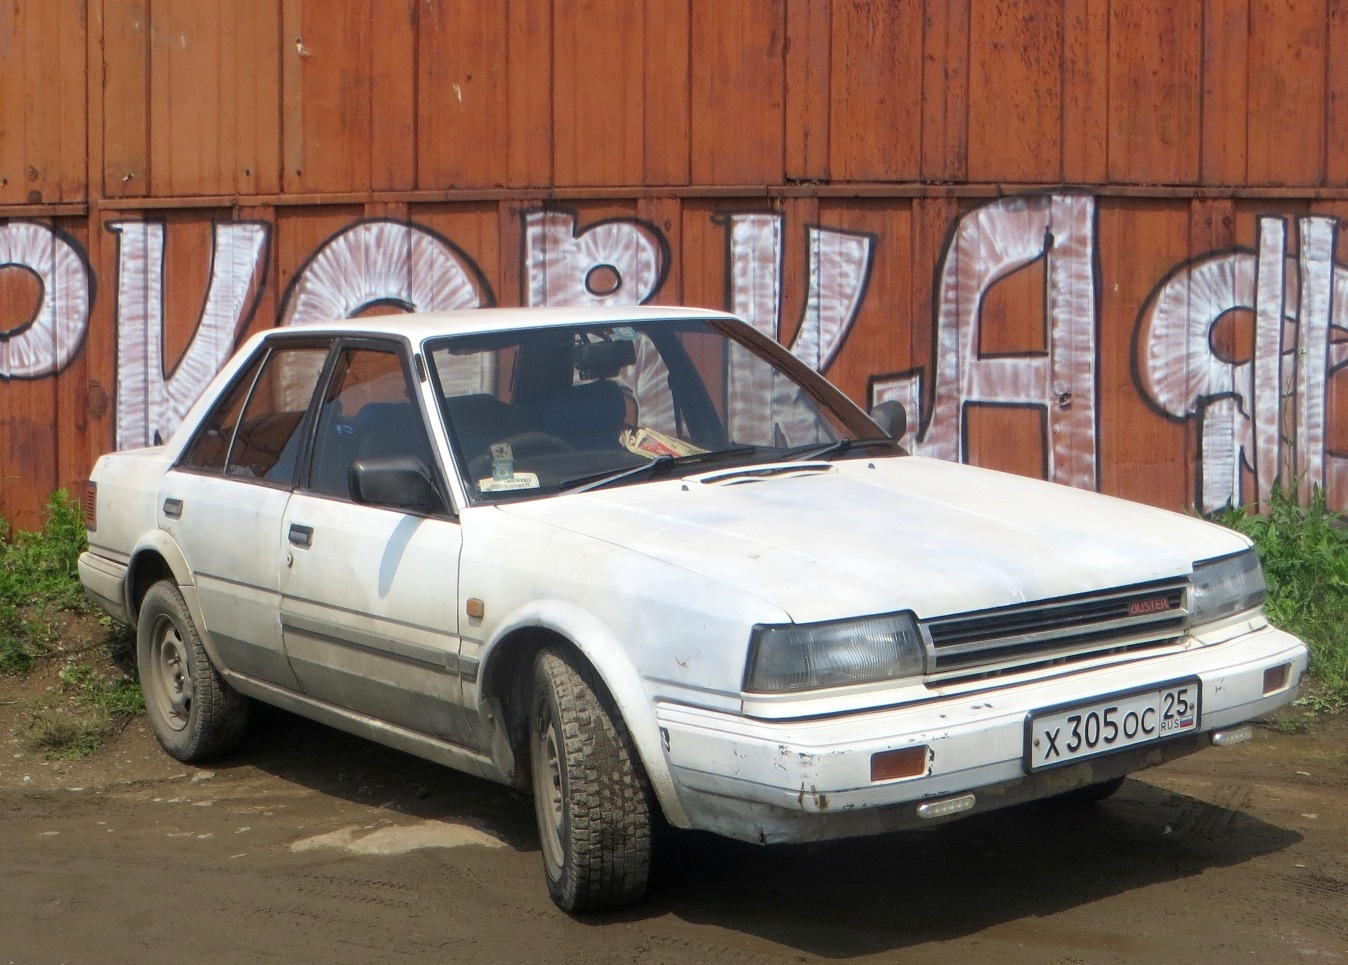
[278,342,470,745]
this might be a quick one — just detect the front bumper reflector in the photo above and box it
[916,793,976,820]
[1211,724,1254,747]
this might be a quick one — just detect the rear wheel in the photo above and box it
[137,580,248,762]
[529,647,652,912]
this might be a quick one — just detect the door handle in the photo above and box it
[288,523,314,547]
[162,498,183,519]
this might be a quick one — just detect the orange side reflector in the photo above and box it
[1263,663,1290,694]
[870,745,929,783]
[83,481,97,531]
[465,598,485,619]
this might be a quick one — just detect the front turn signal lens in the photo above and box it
[871,745,930,783]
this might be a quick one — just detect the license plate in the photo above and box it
[1025,678,1201,772]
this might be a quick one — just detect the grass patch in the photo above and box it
[24,662,145,759]
[60,662,145,716]
[2,491,143,757]
[0,602,37,674]
[24,713,114,760]
[0,490,88,614]
[1217,485,1348,707]
[0,491,92,677]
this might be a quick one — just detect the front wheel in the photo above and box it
[529,648,652,912]
[137,580,248,762]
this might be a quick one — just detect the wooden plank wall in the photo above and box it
[1,0,1346,529]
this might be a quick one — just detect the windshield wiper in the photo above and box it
[783,437,898,462]
[560,446,759,494]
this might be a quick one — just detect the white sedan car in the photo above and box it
[79,307,1307,911]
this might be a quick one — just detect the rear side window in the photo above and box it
[181,344,329,483]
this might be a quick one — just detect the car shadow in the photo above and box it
[222,704,1301,956]
[635,779,1303,955]
[220,703,541,849]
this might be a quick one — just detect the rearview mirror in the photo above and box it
[574,339,637,380]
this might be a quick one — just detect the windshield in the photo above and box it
[425,318,886,501]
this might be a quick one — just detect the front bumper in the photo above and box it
[656,623,1307,844]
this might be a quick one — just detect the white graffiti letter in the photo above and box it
[0,222,91,379]
[1136,242,1263,511]
[721,213,873,443]
[1294,217,1338,503]
[523,210,667,308]
[721,213,873,367]
[898,194,1099,489]
[522,209,677,425]
[110,221,268,450]
[280,220,491,327]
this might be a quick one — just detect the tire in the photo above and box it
[1053,775,1126,806]
[529,647,652,912]
[137,580,248,762]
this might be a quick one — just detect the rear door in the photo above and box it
[162,339,330,690]
[278,340,472,746]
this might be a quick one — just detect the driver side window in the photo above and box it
[307,346,436,499]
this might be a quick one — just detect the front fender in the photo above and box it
[481,598,690,828]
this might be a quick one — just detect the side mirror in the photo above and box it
[869,400,908,441]
[349,456,440,512]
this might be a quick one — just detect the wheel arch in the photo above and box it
[124,532,226,671]
[477,602,688,828]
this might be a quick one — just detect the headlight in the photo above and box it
[1190,549,1266,624]
[745,612,925,693]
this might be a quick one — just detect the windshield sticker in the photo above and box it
[479,472,540,493]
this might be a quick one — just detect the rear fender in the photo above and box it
[127,531,227,672]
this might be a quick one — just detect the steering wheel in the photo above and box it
[468,432,575,479]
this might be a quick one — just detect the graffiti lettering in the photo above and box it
[280,219,493,328]
[1136,215,1348,511]
[717,213,874,443]
[0,222,91,379]
[3,194,1343,514]
[523,210,668,308]
[872,194,1100,490]
[110,221,269,450]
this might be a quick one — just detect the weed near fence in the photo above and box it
[1218,486,1348,711]
[1,492,143,756]
[1,492,88,673]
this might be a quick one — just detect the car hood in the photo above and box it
[497,456,1249,624]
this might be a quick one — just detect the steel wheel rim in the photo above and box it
[532,705,565,874]
[149,614,192,732]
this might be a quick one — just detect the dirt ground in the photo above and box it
[1,634,1346,965]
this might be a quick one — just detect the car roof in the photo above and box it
[274,306,741,341]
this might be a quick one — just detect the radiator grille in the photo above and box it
[924,579,1189,682]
